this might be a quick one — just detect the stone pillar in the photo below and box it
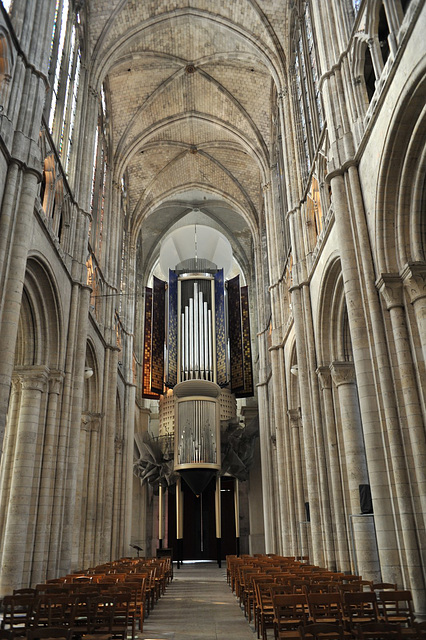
[377,274,426,518]
[0,377,20,538]
[330,362,380,580]
[288,409,309,560]
[121,382,136,557]
[57,284,91,576]
[316,367,350,572]
[401,264,426,364]
[31,373,64,584]
[95,348,111,563]
[111,434,124,559]
[0,170,41,449]
[277,346,298,554]
[301,284,335,569]
[269,344,292,554]
[290,284,323,566]
[0,370,47,593]
[257,372,278,553]
[102,347,119,560]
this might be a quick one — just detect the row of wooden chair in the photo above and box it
[1,592,132,640]
[226,555,420,640]
[0,555,172,639]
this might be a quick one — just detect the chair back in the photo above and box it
[299,622,345,639]
[379,590,415,627]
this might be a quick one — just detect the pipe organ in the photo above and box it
[142,254,253,498]
[141,231,254,562]
[179,278,214,382]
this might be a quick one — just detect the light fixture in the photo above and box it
[84,367,94,379]
[290,365,299,376]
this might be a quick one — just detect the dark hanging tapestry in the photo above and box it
[166,269,178,388]
[151,276,166,395]
[228,275,244,393]
[238,285,254,397]
[142,287,159,399]
[215,269,227,386]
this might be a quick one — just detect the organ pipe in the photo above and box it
[179,279,215,382]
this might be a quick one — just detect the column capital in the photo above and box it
[330,361,356,386]
[376,273,404,310]
[401,262,426,304]
[16,367,49,392]
[49,372,65,394]
[115,435,124,452]
[288,408,301,427]
[81,411,102,432]
[316,366,332,390]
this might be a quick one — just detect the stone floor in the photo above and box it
[139,561,258,640]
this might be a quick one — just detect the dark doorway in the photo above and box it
[167,475,239,560]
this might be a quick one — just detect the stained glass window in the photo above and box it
[291,1,323,180]
[1,0,13,13]
[48,0,69,132]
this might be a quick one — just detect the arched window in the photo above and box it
[0,29,13,108]
[89,84,108,260]
[363,44,375,102]
[46,0,81,176]
[1,0,13,13]
[290,1,323,182]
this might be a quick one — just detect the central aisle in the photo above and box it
[139,562,258,640]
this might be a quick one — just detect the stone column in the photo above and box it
[121,382,136,557]
[102,347,119,560]
[316,367,350,572]
[288,409,309,559]
[377,274,426,517]
[0,370,47,593]
[402,264,426,364]
[269,344,292,554]
[0,170,41,449]
[95,348,111,563]
[301,284,335,569]
[330,362,380,580]
[277,346,297,555]
[328,169,404,585]
[290,284,323,566]
[31,373,64,585]
[0,377,21,539]
[111,434,124,559]
[83,413,101,568]
[257,372,278,553]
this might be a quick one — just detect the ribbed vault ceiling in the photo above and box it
[88,0,288,277]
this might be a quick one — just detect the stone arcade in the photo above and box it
[0,0,425,618]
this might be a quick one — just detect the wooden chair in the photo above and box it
[255,581,276,640]
[299,623,345,639]
[109,593,131,640]
[86,595,116,637]
[31,594,76,629]
[338,583,362,595]
[123,577,147,630]
[307,592,346,625]
[252,576,277,627]
[26,627,73,640]
[413,621,426,639]
[378,591,416,629]
[371,583,397,592]
[272,593,309,640]
[357,622,404,639]
[1,595,35,635]
[343,591,381,631]
[12,590,36,597]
